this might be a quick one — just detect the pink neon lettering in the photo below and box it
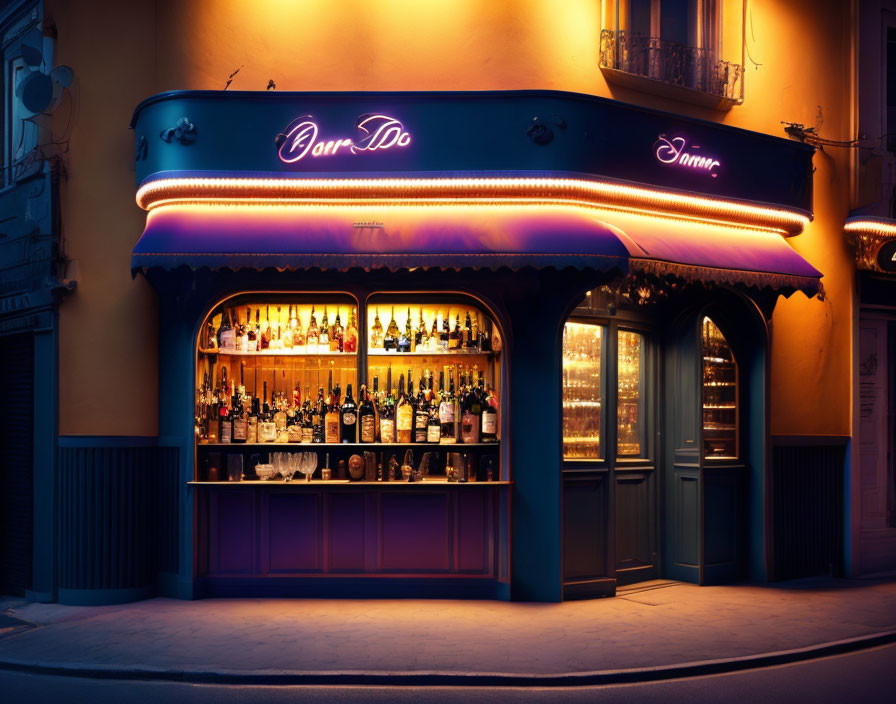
[655,135,720,176]
[277,115,411,164]
[278,120,318,163]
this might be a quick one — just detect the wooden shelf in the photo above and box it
[189,479,511,487]
[199,348,357,357]
[197,441,500,448]
[367,349,496,357]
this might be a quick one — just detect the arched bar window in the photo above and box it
[702,316,738,460]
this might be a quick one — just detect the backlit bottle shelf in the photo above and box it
[367,348,496,357]
[199,348,357,357]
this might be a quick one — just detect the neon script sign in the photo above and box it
[655,135,720,177]
[277,114,411,163]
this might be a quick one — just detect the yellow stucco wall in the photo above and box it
[49,0,853,436]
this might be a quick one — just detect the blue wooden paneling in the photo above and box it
[56,439,179,605]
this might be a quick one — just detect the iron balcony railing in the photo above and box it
[600,29,743,104]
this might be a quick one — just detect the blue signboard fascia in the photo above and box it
[131,89,814,214]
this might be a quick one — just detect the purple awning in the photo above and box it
[131,204,631,273]
[131,203,822,296]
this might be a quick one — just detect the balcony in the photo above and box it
[599,29,743,111]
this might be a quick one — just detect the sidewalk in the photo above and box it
[1,577,895,685]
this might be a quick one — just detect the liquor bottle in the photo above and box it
[371,376,381,441]
[429,316,440,352]
[270,306,284,349]
[319,306,330,351]
[260,306,271,350]
[438,371,456,443]
[440,311,450,350]
[370,308,384,349]
[235,309,246,352]
[330,311,344,352]
[254,308,262,351]
[246,395,259,443]
[396,374,413,443]
[380,369,396,443]
[218,309,236,351]
[460,371,482,444]
[414,376,429,443]
[300,394,313,443]
[273,386,288,438]
[232,367,247,442]
[481,372,498,443]
[344,307,358,353]
[292,306,306,349]
[413,308,426,349]
[306,306,320,351]
[397,308,412,353]
[312,387,325,443]
[384,307,399,351]
[244,306,255,352]
[427,401,441,443]
[325,372,340,443]
[470,314,480,350]
[449,314,461,350]
[464,310,475,348]
[340,383,357,442]
[358,384,376,443]
[219,398,232,443]
[283,306,294,349]
[259,380,277,442]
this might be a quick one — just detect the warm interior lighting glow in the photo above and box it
[136,176,811,236]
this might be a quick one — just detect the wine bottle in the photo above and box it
[481,372,498,443]
[218,309,236,351]
[438,370,456,443]
[370,307,384,349]
[340,383,357,443]
[397,307,412,353]
[384,306,399,351]
[306,306,320,351]
[244,306,255,351]
[449,314,461,350]
[261,305,271,350]
[358,384,376,443]
[312,387,325,443]
[460,371,481,444]
[319,306,330,351]
[380,369,396,443]
[330,311,344,353]
[325,382,340,443]
[414,376,429,443]
[415,307,427,349]
[344,307,358,353]
[396,374,413,443]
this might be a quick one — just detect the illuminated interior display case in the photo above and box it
[702,317,738,460]
[195,292,503,482]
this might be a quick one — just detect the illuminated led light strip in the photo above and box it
[136,177,811,236]
[844,218,896,238]
[144,197,794,238]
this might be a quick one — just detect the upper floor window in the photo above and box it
[599,0,744,110]
[1,1,41,189]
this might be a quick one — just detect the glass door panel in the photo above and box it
[617,330,645,457]
[701,317,738,459]
[563,322,603,459]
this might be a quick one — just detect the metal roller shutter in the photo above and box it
[0,333,34,596]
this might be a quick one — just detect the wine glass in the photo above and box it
[301,452,318,482]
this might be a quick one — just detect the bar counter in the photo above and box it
[193,475,509,598]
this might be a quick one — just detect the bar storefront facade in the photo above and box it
[115,89,822,603]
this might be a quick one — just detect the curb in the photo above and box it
[0,630,894,687]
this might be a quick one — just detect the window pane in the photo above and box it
[563,322,602,459]
[617,330,644,456]
[702,317,738,459]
